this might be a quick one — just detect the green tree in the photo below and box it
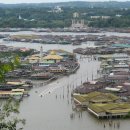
[0,61,14,82]
[0,55,20,82]
[13,55,20,67]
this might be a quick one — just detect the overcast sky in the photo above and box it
[0,0,129,4]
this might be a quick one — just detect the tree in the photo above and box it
[0,98,25,130]
[12,55,20,67]
[0,55,20,82]
[0,61,14,82]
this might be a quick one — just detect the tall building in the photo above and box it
[71,12,87,29]
[73,12,79,18]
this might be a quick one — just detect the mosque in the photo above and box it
[27,46,64,64]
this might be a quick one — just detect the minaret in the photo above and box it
[72,19,74,28]
[40,46,43,62]
[19,15,22,20]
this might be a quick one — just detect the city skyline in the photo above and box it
[0,0,130,4]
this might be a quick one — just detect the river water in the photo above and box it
[0,31,130,37]
[0,31,130,130]
[19,57,102,130]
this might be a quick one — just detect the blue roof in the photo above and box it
[112,44,130,48]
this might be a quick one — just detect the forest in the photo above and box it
[0,2,130,28]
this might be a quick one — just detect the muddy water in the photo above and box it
[19,56,101,130]
[1,32,130,130]
[19,55,130,130]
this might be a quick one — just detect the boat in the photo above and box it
[0,83,23,91]
[72,42,81,46]
[49,66,69,73]
[30,72,54,80]
[0,89,23,100]
[12,89,29,97]
[0,81,33,91]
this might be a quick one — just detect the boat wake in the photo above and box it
[39,83,61,97]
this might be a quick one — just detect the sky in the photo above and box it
[0,0,129,4]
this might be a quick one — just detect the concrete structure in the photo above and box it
[48,6,63,13]
[73,12,79,18]
[71,19,85,29]
[90,16,110,19]
[71,12,87,29]
[90,16,100,19]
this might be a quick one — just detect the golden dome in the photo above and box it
[50,50,56,55]
[43,51,63,60]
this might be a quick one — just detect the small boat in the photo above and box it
[49,66,69,73]
[72,42,81,46]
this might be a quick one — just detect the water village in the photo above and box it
[1,1,130,129]
[1,31,130,130]
[3,33,130,45]
[0,44,79,101]
[72,41,130,120]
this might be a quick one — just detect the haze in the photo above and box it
[0,0,129,4]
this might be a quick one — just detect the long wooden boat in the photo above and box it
[49,67,69,73]
[0,91,22,100]
[0,81,33,91]
[0,89,29,100]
